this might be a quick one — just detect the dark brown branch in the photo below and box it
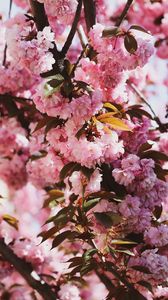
[29,0,59,62]
[61,0,83,57]
[115,0,134,27]
[29,0,49,31]
[0,239,56,300]
[83,0,96,32]
[0,94,30,131]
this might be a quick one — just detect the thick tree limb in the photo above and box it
[61,0,83,57]
[115,0,134,27]
[83,0,96,32]
[0,239,56,300]
[29,0,50,31]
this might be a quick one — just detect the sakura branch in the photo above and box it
[29,0,59,62]
[127,79,168,132]
[61,0,82,57]
[0,239,56,300]
[0,0,168,299]
[83,0,96,32]
[3,0,13,66]
[115,0,134,27]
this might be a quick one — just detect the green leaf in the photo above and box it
[83,198,100,212]
[47,74,64,88]
[102,27,122,38]
[30,150,47,161]
[130,25,150,34]
[45,118,64,134]
[138,142,153,155]
[137,281,153,293]
[127,107,153,120]
[52,231,78,249]
[124,34,138,54]
[154,163,168,181]
[80,263,95,276]
[60,162,81,181]
[87,191,116,201]
[131,265,151,274]
[83,249,97,262]
[43,189,64,208]
[94,212,122,228]
[45,205,75,225]
[113,249,135,256]
[32,116,52,133]
[69,265,82,276]
[140,150,168,161]
[75,124,87,140]
[44,84,61,97]
[38,226,59,243]
[70,276,86,285]
[68,257,84,268]
[81,166,94,180]
[63,81,74,97]
[153,205,162,219]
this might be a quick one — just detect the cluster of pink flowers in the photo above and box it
[6,15,55,74]
[38,0,78,25]
[0,118,29,190]
[116,0,168,59]
[0,0,168,299]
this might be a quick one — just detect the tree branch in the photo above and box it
[29,0,59,63]
[3,0,13,66]
[115,0,134,27]
[61,0,83,57]
[83,0,96,32]
[0,94,30,131]
[127,80,168,133]
[0,239,56,300]
[29,0,50,31]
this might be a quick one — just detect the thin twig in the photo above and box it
[71,44,88,76]
[127,79,168,132]
[61,0,83,57]
[3,0,13,66]
[115,0,134,27]
[0,239,56,300]
[77,25,88,48]
[127,80,156,116]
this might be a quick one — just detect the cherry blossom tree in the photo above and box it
[0,0,168,299]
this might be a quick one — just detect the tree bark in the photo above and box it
[0,239,56,300]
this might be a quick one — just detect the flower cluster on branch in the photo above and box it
[0,0,168,300]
